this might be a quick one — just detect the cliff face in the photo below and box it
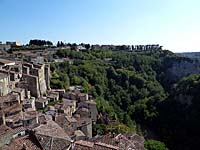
[166,59,200,82]
[159,57,200,91]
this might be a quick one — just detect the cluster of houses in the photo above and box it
[56,43,163,52]
[0,40,163,53]
[0,44,145,149]
[0,41,21,51]
[91,44,163,51]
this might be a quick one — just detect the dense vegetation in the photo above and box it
[51,48,200,150]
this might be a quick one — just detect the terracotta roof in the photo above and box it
[12,126,26,134]
[3,135,42,150]
[0,93,19,104]
[0,125,14,138]
[75,140,94,148]
[64,126,75,137]
[35,134,71,150]
[95,142,119,150]
[23,110,38,120]
[34,120,71,141]
[5,113,22,123]
[54,115,76,137]
[2,103,22,114]
[74,140,120,150]
[90,133,145,150]
[55,114,65,126]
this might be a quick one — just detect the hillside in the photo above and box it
[178,52,200,59]
[51,49,200,150]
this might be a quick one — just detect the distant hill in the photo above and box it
[177,52,200,59]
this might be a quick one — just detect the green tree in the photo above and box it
[144,140,168,150]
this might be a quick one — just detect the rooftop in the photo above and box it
[5,113,22,123]
[23,110,38,120]
[3,103,22,114]
[0,93,19,104]
[74,130,85,137]
[90,133,145,150]
[36,98,48,103]
[12,126,26,134]
[74,140,120,150]
[34,119,71,141]
[3,135,42,150]
[75,140,94,148]
[35,134,71,150]
[0,125,14,138]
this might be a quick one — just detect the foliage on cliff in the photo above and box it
[155,74,200,150]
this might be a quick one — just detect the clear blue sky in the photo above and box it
[0,0,200,52]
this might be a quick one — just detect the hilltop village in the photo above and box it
[0,41,146,150]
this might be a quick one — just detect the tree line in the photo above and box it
[29,39,53,46]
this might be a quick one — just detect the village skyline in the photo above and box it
[1,0,200,52]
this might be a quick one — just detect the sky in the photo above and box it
[0,0,200,52]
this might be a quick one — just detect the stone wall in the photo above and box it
[81,122,92,139]
[45,64,51,90]
[0,74,9,96]
[38,65,47,95]
[23,74,40,98]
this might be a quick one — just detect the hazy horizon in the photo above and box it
[1,0,200,52]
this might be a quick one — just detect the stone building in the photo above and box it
[75,116,93,139]
[77,100,98,122]
[22,110,39,128]
[0,44,11,51]
[2,103,23,128]
[22,63,50,98]
[0,93,20,110]
[6,41,21,47]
